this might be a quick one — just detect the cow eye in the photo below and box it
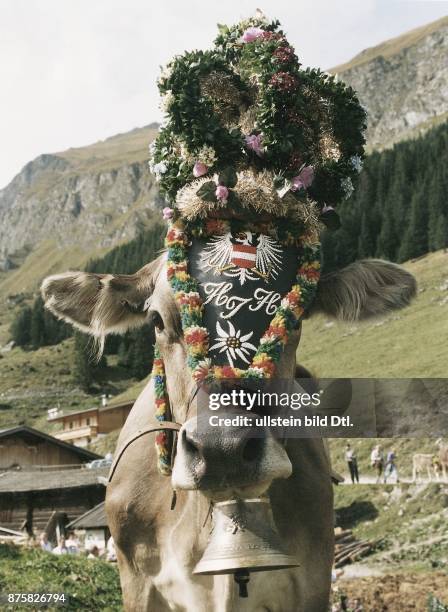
[148,310,164,332]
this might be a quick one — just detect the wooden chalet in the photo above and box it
[0,467,109,535]
[0,426,105,538]
[47,399,134,447]
[0,426,100,470]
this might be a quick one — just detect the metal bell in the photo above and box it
[194,497,299,582]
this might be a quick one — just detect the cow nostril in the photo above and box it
[183,429,200,457]
[242,437,264,463]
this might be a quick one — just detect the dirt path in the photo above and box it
[341,476,448,485]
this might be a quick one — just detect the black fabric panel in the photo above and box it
[189,230,299,369]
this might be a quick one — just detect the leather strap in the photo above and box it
[108,421,182,483]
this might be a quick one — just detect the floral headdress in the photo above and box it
[150,11,366,229]
[150,13,366,473]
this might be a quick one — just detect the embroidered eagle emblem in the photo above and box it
[200,231,283,285]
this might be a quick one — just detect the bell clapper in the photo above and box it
[234,569,250,598]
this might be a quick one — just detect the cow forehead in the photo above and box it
[189,231,300,370]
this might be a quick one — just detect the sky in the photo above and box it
[1,0,447,189]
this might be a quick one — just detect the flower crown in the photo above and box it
[149,12,366,230]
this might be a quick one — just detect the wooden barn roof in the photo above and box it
[68,502,107,529]
[49,400,134,422]
[0,426,101,461]
[0,467,109,494]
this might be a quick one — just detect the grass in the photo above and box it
[0,544,122,611]
[333,480,448,570]
[298,250,448,377]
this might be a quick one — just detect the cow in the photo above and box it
[412,453,435,482]
[41,255,416,611]
[435,439,448,481]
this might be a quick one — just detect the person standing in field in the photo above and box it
[384,448,399,483]
[370,445,384,483]
[345,443,359,483]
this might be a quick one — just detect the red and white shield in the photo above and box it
[231,244,257,269]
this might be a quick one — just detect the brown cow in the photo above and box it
[42,256,416,611]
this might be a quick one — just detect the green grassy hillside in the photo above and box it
[299,249,448,378]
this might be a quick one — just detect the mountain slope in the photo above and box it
[331,15,448,150]
[0,124,159,296]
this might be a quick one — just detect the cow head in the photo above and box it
[42,255,416,499]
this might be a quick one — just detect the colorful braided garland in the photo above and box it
[152,217,321,473]
[152,346,173,476]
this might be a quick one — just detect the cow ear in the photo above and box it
[41,254,165,340]
[308,259,417,321]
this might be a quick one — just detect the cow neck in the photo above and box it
[151,216,321,476]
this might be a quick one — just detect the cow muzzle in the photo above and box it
[171,412,292,498]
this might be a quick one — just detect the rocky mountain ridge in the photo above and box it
[331,15,448,150]
[0,125,160,291]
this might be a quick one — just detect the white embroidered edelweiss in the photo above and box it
[210,321,257,367]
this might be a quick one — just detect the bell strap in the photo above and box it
[108,421,182,483]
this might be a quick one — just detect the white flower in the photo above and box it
[154,161,168,175]
[160,90,175,113]
[157,62,174,87]
[149,160,168,181]
[179,142,193,163]
[197,145,217,166]
[210,320,257,367]
[350,155,363,173]
[341,177,354,199]
[245,367,265,378]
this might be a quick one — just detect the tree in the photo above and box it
[9,306,32,346]
[398,186,428,262]
[30,296,46,348]
[72,332,94,392]
[126,326,155,380]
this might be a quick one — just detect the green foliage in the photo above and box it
[72,332,94,392]
[72,333,107,393]
[9,306,32,346]
[85,223,165,275]
[150,16,366,208]
[114,325,155,381]
[0,543,122,611]
[323,121,448,271]
[9,296,71,349]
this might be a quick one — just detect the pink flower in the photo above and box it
[215,185,229,203]
[193,161,208,178]
[242,27,264,43]
[162,207,174,220]
[245,133,264,157]
[291,166,314,191]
